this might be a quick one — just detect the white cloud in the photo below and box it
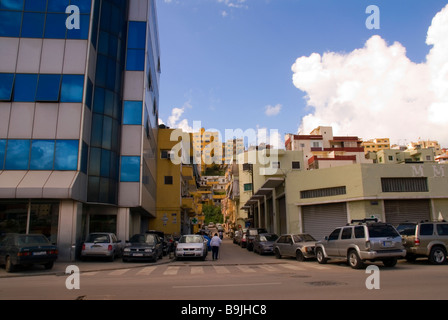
[292,4,448,146]
[165,101,194,133]
[217,0,248,9]
[265,104,282,116]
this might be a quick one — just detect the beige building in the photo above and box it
[362,138,391,154]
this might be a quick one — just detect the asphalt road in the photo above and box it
[1,237,448,301]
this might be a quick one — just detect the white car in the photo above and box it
[81,232,123,261]
[175,235,208,261]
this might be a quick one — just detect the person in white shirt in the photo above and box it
[210,233,222,261]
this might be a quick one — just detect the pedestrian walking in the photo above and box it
[210,233,222,261]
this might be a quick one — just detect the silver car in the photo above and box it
[315,219,406,269]
[273,234,317,261]
[175,235,208,261]
[81,232,123,261]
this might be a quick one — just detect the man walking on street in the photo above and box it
[210,233,222,261]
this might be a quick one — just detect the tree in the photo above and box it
[203,204,223,224]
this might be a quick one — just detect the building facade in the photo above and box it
[0,0,161,260]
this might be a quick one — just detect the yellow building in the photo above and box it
[362,138,391,154]
[151,126,201,236]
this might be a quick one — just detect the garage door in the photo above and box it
[302,203,348,241]
[384,199,431,227]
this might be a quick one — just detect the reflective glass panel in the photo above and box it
[30,140,55,170]
[24,0,47,12]
[47,0,68,12]
[127,21,146,49]
[66,14,90,39]
[0,73,14,101]
[21,12,45,37]
[126,49,145,71]
[70,0,91,14]
[0,139,6,169]
[35,74,61,102]
[13,74,38,102]
[60,74,84,102]
[120,156,140,182]
[0,11,22,37]
[0,0,24,10]
[54,140,78,170]
[44,13,67,38]
[123,101,142,125]
[5,139,31,170]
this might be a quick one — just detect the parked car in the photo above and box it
[175,234,208,261]
[81,232,122,261]
[0,233,58,272]
[233,230,241,245]
[400,221,448,265]
[240,233,247,248]
[253,233,279,255]
[273,234,317,261]
[246,228,268,251]
[122,233,163,262]
[208,222,215,228]
[316,219,406,269]
[146,230,168,256]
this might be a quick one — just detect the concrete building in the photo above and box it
[0,0,161,260]
[361,138,391,154]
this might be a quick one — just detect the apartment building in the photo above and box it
[0,0,161,260]
[361,138,390,154]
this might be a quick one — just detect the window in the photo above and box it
[1,0,24,10]
[126,49,145,71]
[272,161,280,169]
[437,224,448,236]
[341,227,352,240]
[13,74,38,102]
[354,226,365,239]
[30,140,55,170]
[0,139,6,169]
[24,0,46,11]
[0,11,22,37]
[244,183,252,192]
[160,150,172,159]
[67,14,90,39]
[164,176,173,185]
[123,101,142,125]
[0,73,14,101]
[120,156,140,182]
[47,0,69,12]
[5,140,31,170]
[126,21,146,71]
[35,74,61,101]
[44,13,67,38]
[301,186,346,199]
[381,178,428,192]
[292,161,301,170]
[54,140,79,170]
[60,74,84,102]
[328,228,341,241]
[21,12,45,37]
[419,224,434,236]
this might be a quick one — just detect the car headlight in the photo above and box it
[144,248,153,253]
[124,248,131,252]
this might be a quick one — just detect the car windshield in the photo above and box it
[295,234,316,242]
[16,235,50,245]
[86,234,110,243]
[396,224,416,236]
[130,234,157,245]
[368,224,400,238]
[179,235,203,243]
[260,234,279,242]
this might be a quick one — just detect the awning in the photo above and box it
[241,178,285,209]
[0,170,85,201]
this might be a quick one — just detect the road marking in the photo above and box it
[82,272,98,276]
[173,282,282,289]
[236,265,256,273]
[109,269,130,276]
[136,266,157,275]
[279,264,306,271]
[258,265,279,272]
[306,264,329,270]
[213,266,230,274]
[163,266,180,275]
[191,267,204,275]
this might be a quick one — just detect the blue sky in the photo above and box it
[156,0,448,147]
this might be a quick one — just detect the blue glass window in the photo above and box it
[47,0,69,12]
[60,74,84,102]
[80,141,88,174]
[24,0,46,12]
[67,14,90,40]
[123,101,142,125]
[127,21,146,49]
[35,74,61,101]
[54,140,78,170]
[70,0,92,14]
[30,140,55,170]
[13,74,38,102]
[0,73,14,101]
[120,156,140,182]
[21,12,45,37]
[0,139,6,169]
[126,49,145,71]
[0,11,22,37]
[0,0,24,10]
[5,140,30,170]
[44,13,67,38]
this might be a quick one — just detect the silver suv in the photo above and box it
[315,219,406,269]
[400,221,448,265]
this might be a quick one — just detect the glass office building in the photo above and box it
[0,0,160,260]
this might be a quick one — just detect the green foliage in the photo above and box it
[203,204,223,224]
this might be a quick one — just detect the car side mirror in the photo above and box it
[325,236,329,241]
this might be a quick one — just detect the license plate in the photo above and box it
[33,251,47,256]
[382,241,392,247]
[132,253,143,257]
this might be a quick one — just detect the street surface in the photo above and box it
[1,237,448,300]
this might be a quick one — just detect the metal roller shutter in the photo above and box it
[302,202,348,241]
[384,199,431,226]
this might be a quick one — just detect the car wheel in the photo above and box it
[296,250,305,262]
[44,261,54,270]
[347,250,364,269]
[5,256,14,273]
[429,246,447,265]
[274,248,282,259]
[316,248,327,264]
[383,258,397,268]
